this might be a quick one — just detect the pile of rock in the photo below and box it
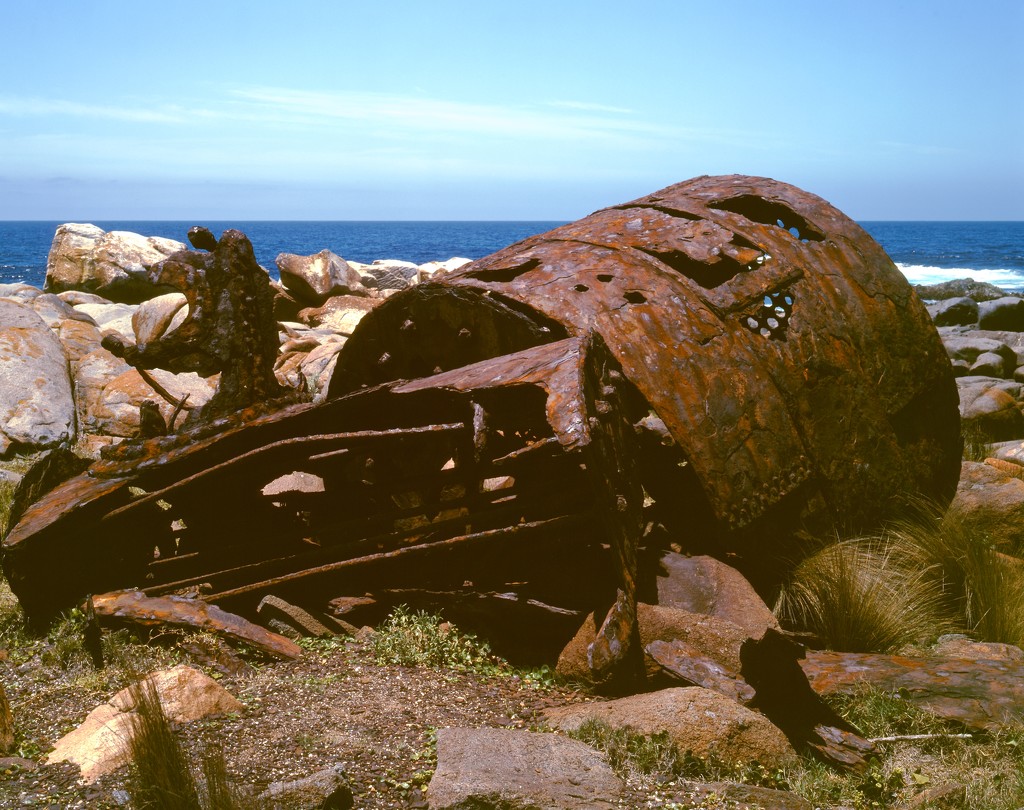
[0,225,469,459]
[923,279,1024,443]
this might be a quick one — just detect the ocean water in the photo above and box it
[1,220,1022,292]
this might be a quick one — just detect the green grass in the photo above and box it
[567,689,1024,810]
[371,605,506,673]
[566,717,789,790]
[370,605,563,689]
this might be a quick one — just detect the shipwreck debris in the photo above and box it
[100,228,289,423]
[2,176,961,702]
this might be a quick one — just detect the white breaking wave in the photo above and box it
[896,263,1024,289]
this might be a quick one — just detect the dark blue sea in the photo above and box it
[1,220,1022,292]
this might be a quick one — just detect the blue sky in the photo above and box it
[1,1,1021,220]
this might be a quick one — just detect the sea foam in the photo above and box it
[896,263,1024,290]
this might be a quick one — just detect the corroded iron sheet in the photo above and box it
[332,175,960,533]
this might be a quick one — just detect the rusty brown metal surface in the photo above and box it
[101,228,289,421]
[92,589,302,660]
[1,176,961,691]
[3,335,639,664]
[332,175,960,542]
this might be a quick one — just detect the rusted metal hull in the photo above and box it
[3,335,643,681]
[331,175,960,570]
[1,176,960,685]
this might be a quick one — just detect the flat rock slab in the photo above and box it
[801,648,1024,731]
[427,727,623,809]
[653,553,778,640]
[543,686,797,768]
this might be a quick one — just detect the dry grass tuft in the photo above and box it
[126,678,265,810]
[775,538,950,653]
[777,501,1024,651]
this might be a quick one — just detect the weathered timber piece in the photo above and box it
[101,228,288,422]
[331,175,961,579]
[802,649,1024,732]
[91,589,302,660]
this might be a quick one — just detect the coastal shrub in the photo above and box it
[775,539,949,653]
[887,505,1024,646]
[0,476,17,537]
[961,420,992,462]
[777,501,1024,650]
[371,605,502,672]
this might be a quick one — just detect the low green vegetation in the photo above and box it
[371,604,505,672]
[567,718,788,790]
[370,604,558,688]
[776,502,1024,652]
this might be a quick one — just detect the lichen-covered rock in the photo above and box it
[0,283,43,304]
[0,299,76,454]
[970,350,1012,378]
[277,250,369,306]
[258,764,353,809]
[802,646,1024,732]
[916,278,1008,302]
[958,379,1024,440]
[73,301,137,342]
[557,602,751,684]
[73,346,215,437]
[544,687,797,768]
[427,728,624,810]
[951,460,1024,550]
[355,259,420,292]
[298,295,379,334]
[29,293,96,330]
[44,223,185,303]
[132,292,188,349]
[944,335,1018,369]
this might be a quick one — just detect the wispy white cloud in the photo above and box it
[0,96,208,125]
[545,100,635,115]
[227,86,670,143]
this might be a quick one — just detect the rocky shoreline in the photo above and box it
[2,224,1024,808]
[0,224,470,460]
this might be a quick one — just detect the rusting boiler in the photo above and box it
[1,175,960,677]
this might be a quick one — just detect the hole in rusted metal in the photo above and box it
[597,274,614,283]
[574,284,589,293]
[639,248,751,289]
[709,195,825,242]
[744,289,795,339]
[624,291,647,304]
[464,257,541,282]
